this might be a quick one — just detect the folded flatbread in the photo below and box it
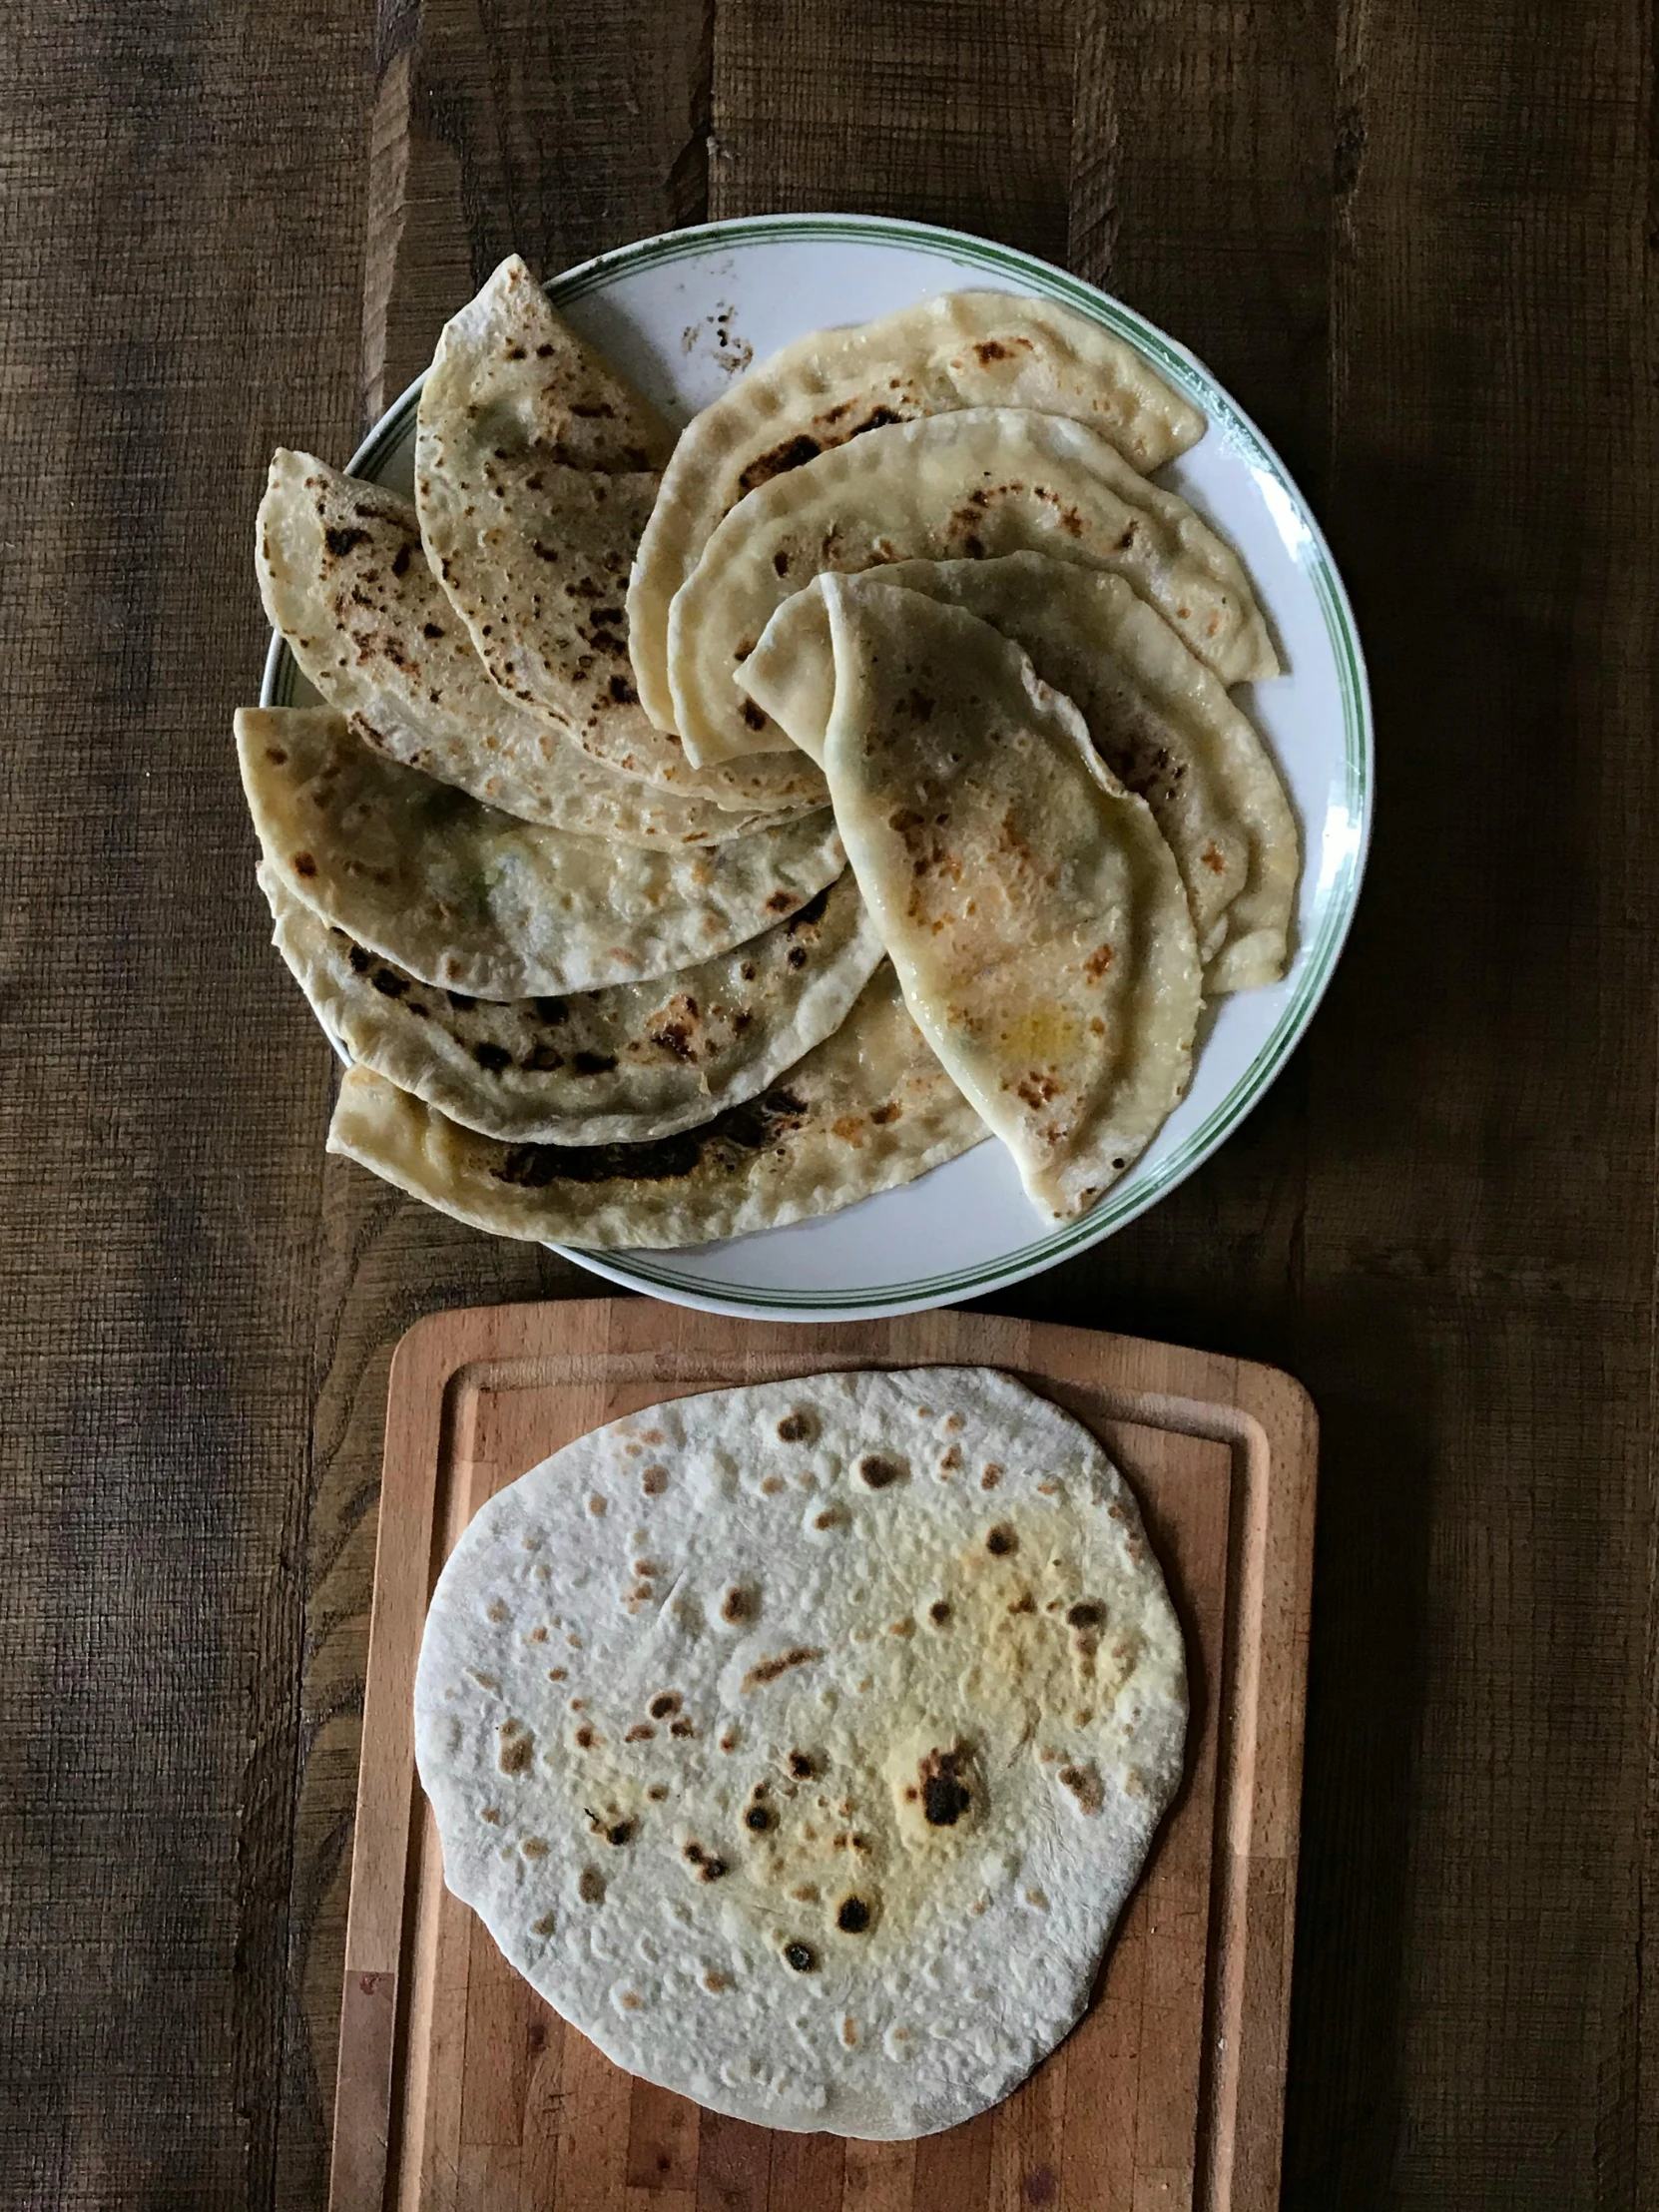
[236,708,843,1000]
[410,252,676,474]
[414,258,828,818]
[257,450,786,842]
[666,407,1279,767]
[744,555,1298,990]
[820,579,1201,1221]
[263,865,884,1146]
[326,964,986,1248]
[413,1366,1186,2136]
[628,287,1206,733]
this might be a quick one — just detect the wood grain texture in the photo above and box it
[276,2,720,2197]
[1294,3,1659,2203]
[708,1,1076,266]
[0,4,367,2205]
[5,0,1658,2205]
[361,0,714,419]
[328,1301,1317,2211]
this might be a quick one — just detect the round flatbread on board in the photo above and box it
[744,554,1299,991]
[236,708,844,1001]
[665,405,1279,768]
[627,287,1206,735]
[414,1367,1187,2138]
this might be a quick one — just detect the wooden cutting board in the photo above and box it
[329,1300,1318,2212]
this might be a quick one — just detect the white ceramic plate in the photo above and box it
[264,214,1371,1322]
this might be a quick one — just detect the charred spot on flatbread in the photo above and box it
[492,1085,812,1191]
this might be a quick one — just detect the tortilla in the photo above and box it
[743,555,1299,990]
[412,1366,1186,2137]
[666,407,1279,767]
[627,287,1207,732]
[409,253,677,476]
[236,708,844,1000]
[413,260,829,818]
[263,865,885,1146]
[821,579,1201,1222]
[255,450,794,845]
[325,964,987,1248]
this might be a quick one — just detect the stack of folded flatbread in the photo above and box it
[241,258,1299,1250]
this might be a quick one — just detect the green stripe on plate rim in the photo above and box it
[263,213,1373,1313]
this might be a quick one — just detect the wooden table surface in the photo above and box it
[2,3,1653,2206]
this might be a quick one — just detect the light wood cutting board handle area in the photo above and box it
[330,1299,1318,2212]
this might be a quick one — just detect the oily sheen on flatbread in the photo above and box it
[821,579,1201,1222]
[414,259,828,819]
[666,407,1279,767]
[744,554,1299,990]
[326,964,987,1248]
[627,287,1206,734]
[412,1367,1186,2137]
[236,708,843,1000]
[263,865,885,1146]
[256,450,781,844]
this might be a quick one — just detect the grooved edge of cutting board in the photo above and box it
[327,1300,1317,2212]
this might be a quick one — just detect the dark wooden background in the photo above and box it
[2,1,1654,2205]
